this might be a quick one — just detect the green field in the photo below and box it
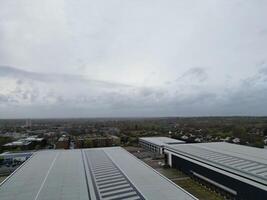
[155,168,224,200]
[173,179,223,200]
[156,168,186,178]
[0,176,7,184]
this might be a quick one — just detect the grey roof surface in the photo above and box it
[139,137,185,147]
[0,150,89,200]
[165,142,267,189]
[0,147,196,200]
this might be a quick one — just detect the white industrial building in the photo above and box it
[164,142,267,200]
[139,137,185,154]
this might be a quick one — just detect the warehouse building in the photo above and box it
[139,137,185,154]
[0,147,196,200]
[0,152,32,161]
[3,136,46,151]
[164,142,267,200]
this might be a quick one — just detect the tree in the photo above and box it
[232,126,246,138]
[0,136,13,153]
[84,139,93,148]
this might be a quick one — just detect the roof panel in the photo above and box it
[0,147,196,200]
[104,147,196,200]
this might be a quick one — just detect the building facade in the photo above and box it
[164,142,267,200]
[139,137,185,154]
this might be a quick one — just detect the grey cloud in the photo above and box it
[16,79,24,85]
[0,65,166,109]
[1,64,267,118]
[220,89,267,116]
[215,70,267,115]
[241,67,267,87]
[178,67,208,82]
[259,67,267,80]
[0,94,9,103]
[0,94,19,104]
[1,0,267,117]
[0,66,43,81]
[0,65,132,88]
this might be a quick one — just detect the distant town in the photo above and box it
[0,117,266,153]
[0,117,267,200]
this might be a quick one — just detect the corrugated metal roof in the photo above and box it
[84,149,145,200]
[0,150,89,200]
[165,142,267,189]
[0,147,196,200]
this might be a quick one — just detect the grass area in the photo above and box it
[173,179,224,200]
[0,176,7,184]
[153,166,224,200]
[155,168,186,179]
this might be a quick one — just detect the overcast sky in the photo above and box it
[0,0,267,118]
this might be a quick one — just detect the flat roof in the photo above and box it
[139,137,185,147]
[0,147,196,200]
[165,142,267,190]
[3,140,32,147]
[0,152,32,159]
